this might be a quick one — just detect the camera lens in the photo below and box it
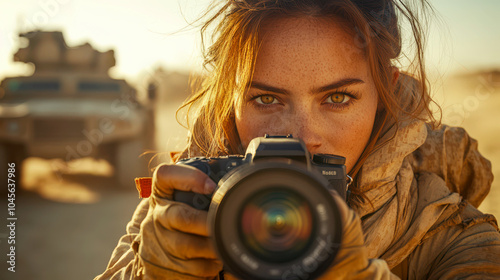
[208,160,342,280]
[239,188,314,263]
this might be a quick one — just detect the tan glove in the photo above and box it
[134,163,223,280]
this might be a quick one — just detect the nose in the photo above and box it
[285,110,322,154]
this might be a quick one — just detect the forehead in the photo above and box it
[254,16,369,83]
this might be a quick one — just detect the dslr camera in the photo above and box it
[174,135,349,280]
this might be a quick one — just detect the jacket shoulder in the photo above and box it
[409,124,493,207]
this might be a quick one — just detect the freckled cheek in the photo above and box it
[331,112,375,172]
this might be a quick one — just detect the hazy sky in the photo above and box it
[1,0,499,82]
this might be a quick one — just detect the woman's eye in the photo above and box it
[256,95,278,105]
[326,93,351,104]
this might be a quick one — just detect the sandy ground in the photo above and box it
[0,73,499,280]
[0,159,142,280]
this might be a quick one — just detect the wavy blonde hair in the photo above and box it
[176,0,440,179]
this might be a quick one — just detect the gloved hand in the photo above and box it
[134,163,223,280]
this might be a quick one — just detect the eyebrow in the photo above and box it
[249,78,365,94]
[313,78,365,93]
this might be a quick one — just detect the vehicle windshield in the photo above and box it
[77,81,121,92]
[7,80,60,92]
[1,79,123,100]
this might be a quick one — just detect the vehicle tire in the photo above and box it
[0,143,26,195]
[113,138,150,189]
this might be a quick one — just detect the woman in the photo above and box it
[96,0,500,279]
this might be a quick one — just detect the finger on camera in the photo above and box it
[165,256,223,278]
[155,201,209,237]
[153,163,216,199]
[161,229,219,260]
[155,265,223,280]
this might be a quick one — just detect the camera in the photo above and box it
[174,135,348,280]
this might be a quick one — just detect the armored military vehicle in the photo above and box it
[0,31,154,188]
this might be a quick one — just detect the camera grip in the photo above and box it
[328,178,347,201]
[173,190,212,211]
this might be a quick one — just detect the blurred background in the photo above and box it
[0,0,499,279]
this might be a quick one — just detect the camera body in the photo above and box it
[173,135,347,280]
[174,135,348,210]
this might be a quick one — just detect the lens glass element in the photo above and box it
[239,188,314,263]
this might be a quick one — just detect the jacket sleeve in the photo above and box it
[405,202,500,279]
[94,199,150,280]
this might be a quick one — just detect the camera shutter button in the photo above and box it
[313,154,346,165]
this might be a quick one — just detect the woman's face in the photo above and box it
[234,17,379,173]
